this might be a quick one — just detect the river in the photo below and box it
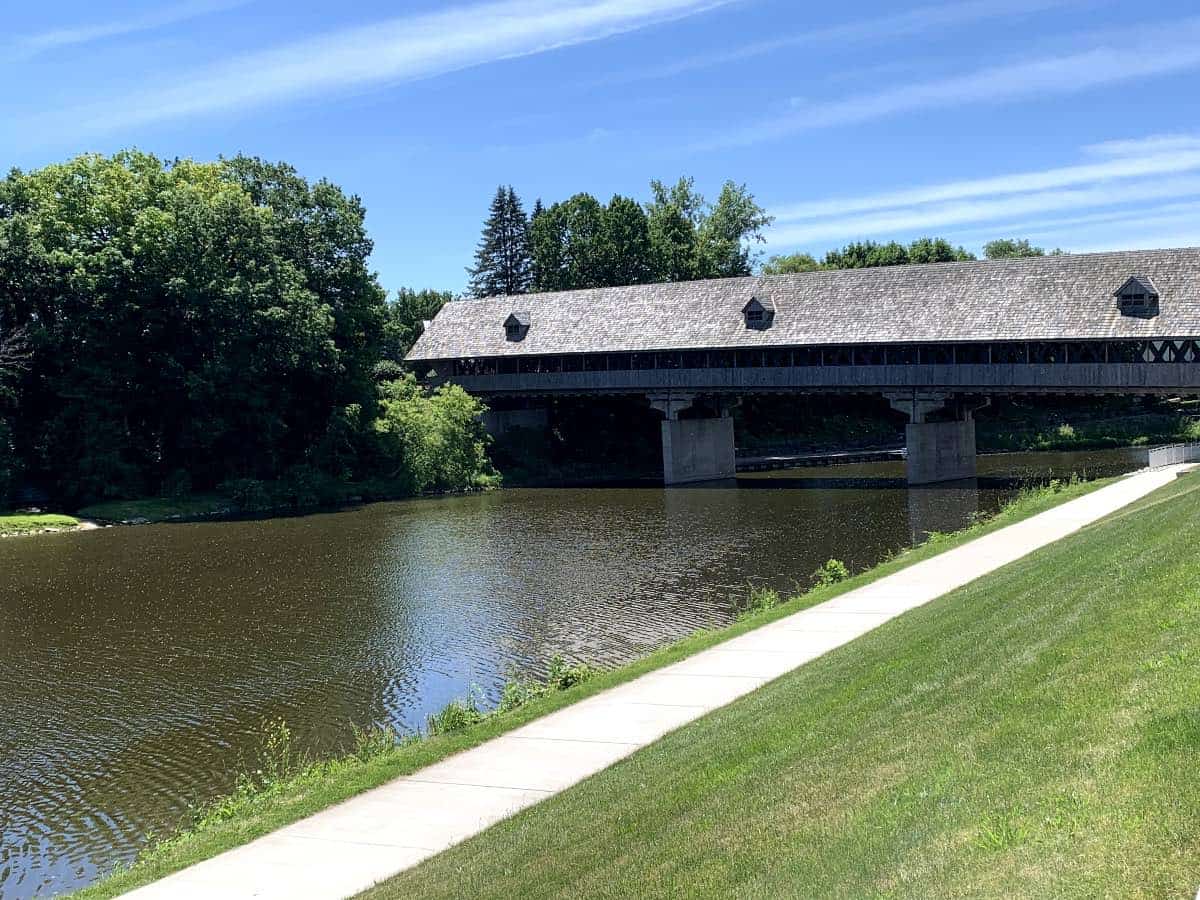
[0,449,1142,898]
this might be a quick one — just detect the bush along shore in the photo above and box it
[73,474,1113,900]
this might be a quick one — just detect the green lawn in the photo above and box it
[73,477,1114,899]
[0,513,81,535]
[363,473,1200,900]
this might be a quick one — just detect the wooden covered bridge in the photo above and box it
[406,248,1200,484]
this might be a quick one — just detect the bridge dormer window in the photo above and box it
[1114,276,1159,318]
[742,297,775,330]
[504,312,530,341]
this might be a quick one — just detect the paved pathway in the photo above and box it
[124,465,1191,899]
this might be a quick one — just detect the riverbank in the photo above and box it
[0,512,89,536]
[367,468,1200,899]
[75,474,1119,899]
[71,476,496,527]
[977,409,1200,453]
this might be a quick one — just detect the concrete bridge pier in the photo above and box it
[886,392,987,485]
[649,394,737,485]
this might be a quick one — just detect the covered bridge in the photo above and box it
[407,248,1200,484]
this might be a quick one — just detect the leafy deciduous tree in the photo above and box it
[383,288,456,363]
[984,238,1065,259]
[0,151,387,501]
[761,253,822,274]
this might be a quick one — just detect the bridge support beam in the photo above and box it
[886,393,987,485]
[649,394,736,485]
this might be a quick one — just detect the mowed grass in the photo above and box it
[73,477,1112,899]
[0,512,80,535]
[363,474,1200,900]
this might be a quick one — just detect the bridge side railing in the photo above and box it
[441,339,1200,379]
[439,361,1200,397]
[1144,443,1200,468]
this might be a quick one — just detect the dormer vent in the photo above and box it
[1114,276,1159,318]
[504,312,530,341]
[742,296,775,330]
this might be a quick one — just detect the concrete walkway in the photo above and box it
[124,465,1191,900]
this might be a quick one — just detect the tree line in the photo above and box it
[762,237,1064,274]
[0,151,1072,509]
[467,178,773,297]
[0,152,492,507]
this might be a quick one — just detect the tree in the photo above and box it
[644,177,771,282]
[822,238,975,269]
[467,186,532,297]
[0,324,29,383]
[0,320,26,506]
[646,178,703,283]
[907,236,975,264]
[824,240,910,269]
[984,238,1064,259]
[697,181,774,278]
[762,253,823,275]
[530,193,609,291]
[383,289,455,362]
[0,151,388,502]
[600,195,655,286]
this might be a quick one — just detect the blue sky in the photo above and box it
[4,0,1200,293]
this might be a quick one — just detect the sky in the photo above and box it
[4,0,1200,293]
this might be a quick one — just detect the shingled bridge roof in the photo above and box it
[407,248,1200,362]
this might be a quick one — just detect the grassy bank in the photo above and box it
[0,512,81,535]
[977,409,1200,453]
[365,472,1200,899]
[74,474,1114,899]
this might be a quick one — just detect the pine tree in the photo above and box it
[467,186,532,298]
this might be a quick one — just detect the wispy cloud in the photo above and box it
[702,16,1200,151]
[764,135,1200,252]
[770,176,1200,246]
[773,137,1200,222]
[10,0,248,61]
[25,0,732,139]
[597,0,1079,86]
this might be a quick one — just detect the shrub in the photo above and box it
[274,464,343,509]
[813,558,850,587]
[427,694,486,735]
[546,655,599,690]
[350,724,400,762]
[371,374,497,494]
[497,677,549,713]
[221,478,273,512]
[255,718,303,787]
[739,586,783,619]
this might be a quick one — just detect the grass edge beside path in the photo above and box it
[73,475,1115,900]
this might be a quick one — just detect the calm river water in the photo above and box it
[0,450,1142,898]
